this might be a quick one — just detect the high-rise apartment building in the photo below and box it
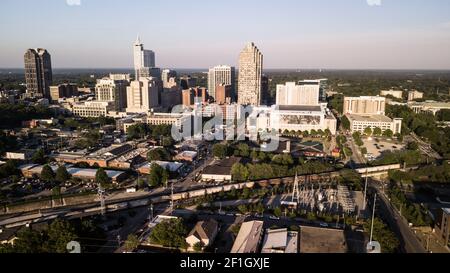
[276,81,321,106]
[95,77,129,111]
[126,77,159,113]
[208,65,235,101]
[299,79,327,102]
[343,96,386,115]
[133,36,156,79]
[24,48,53,98]
[238,43,263,106]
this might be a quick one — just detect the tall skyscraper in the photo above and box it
[126,77,159,113]
[208,65,235,101]
[133,36,156,79]
[238,43,263,106]
[95,77,129,111]
[24,48,53,98]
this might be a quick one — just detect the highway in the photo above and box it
[409,132,442,160]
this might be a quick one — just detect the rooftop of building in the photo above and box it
[261,229,298,253]
[409,101,450,108]
[231,221,264,253]
[346,114,393,123]
[275,105,322,112]
[299,226,348,253]
[203,157,242,176]
[187,219,219,241]
[137,161,184,172]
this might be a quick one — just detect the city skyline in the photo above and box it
[1,0,450,69]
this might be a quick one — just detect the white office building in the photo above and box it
[95,77,129,111]
[133,36,156,79]
[276,82,320,106]
[247,104,337,136]
[71,101,114,118]
[126,77,159,113]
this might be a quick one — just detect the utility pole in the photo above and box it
[370,193,377,243]
[98,184,106,216]
[363,170,369,211]
[150,203,154,221]
[170,181,174,213]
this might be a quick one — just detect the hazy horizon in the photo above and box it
[1,0,450,69]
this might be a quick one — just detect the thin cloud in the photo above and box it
[367,0,382,6]
[66,0,81,6]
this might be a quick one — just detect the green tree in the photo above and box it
[273,207,282,218]
[127,123,148,140]
[149,219,188,249]
[148,163,169,187]
[364,127,373,136]
[44,219,77,253]
[40,165,55,182]
[231,163,249,182]
[383,129,394,138]
[124,234,140,252]
[32,149,46,164]
[406,142,419,151]
[363,218,399,253]
[373,127,382,136]
[193,241,205,252]
[95,168,110,185]
[212,144,228,159]
[341,115,351,130]
[147,148,171,161]
[55,166,71,183]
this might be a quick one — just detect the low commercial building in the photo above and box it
[408,101,450,115]
[345,114,402,135]
[299,226,348,253]
[201,157,242,182]
[108,148,148,169]
[261,228,299,253]
[147,112,191,130]
[380,89,403,100]
[5,150,35,161]
[248,104,337,136]
[174,151,198,162]
[136,161,184,175]
[19,164,127,183]
[408,90,424,102]
[185,219,219,251]
[230,221,264,253]
[435,208,450,247]
[71,101,115,118]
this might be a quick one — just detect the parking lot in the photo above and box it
[363,137,405,161]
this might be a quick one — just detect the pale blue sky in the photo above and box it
[1,0,450,69]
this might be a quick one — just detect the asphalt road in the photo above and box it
[370,181,426,253]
